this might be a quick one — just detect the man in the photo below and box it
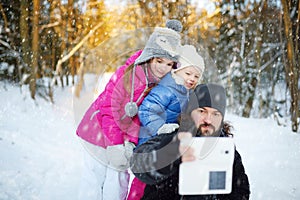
[130,83,250,200]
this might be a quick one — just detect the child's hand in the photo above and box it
[124,141,136,160]
[157,123,179,134]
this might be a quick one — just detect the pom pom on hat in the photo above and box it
[134,19,183,66]
[166,19,183,32]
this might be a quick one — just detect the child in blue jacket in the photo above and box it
[138,45,205,146]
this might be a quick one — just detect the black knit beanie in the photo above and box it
[186,83,226,117]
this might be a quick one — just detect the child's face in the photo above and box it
[149,57,174,79]
[174,66,201,89]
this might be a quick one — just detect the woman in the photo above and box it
[76,20,183,200]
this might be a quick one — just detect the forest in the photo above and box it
[0,0,299,132]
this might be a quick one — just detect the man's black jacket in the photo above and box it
[130,131,250,200]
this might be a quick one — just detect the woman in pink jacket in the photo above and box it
[76,19,183,200]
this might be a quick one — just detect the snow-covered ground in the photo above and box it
[0,75,300,200]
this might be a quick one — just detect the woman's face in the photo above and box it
[174,66,201,89]
[149,57,174,79]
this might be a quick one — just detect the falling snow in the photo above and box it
[0,74,300,200]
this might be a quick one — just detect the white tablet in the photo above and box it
[179,137,235,195]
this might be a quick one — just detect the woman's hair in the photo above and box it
[172,62,178,69]
[123,62,150,93]
[123,63,135,93]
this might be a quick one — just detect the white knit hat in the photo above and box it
[174,45,205,74]
[134,19,183,66]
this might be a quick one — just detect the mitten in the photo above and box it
[157,123,179,134]
[106,144,129,171]
[124,141,136,160]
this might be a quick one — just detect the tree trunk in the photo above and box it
[0,3,8,30]
[20,0,31,78]
[49,0,57,79]
[30,0,40,99]
[242,2,264,117]
[59,5,67,87]
[68,0,75,85]
[281,0,299,132]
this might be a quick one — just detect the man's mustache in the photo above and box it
[199,123,216,133]
[198,123,224,137]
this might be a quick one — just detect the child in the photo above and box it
[138,44,205,145]
[76,19,183,200]
[127,45,205,200]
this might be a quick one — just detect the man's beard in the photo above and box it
[197,123,221,137]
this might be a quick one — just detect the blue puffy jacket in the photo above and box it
[138,72,190,146]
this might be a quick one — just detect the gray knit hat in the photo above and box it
[187,83,226,117]
[134,19,183,66]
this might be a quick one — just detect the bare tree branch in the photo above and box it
[51,21,104,87]
[39,21,60,33]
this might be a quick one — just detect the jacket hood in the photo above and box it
[125,50,143,66]
[158,73,191,96]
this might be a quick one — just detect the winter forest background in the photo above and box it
[0,0,299,132]
[0,0,300,199]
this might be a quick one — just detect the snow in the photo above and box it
[1,75,300,200]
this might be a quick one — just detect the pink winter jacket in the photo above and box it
[76,50,146,148]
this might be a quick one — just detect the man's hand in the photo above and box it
[178,132,196,162]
